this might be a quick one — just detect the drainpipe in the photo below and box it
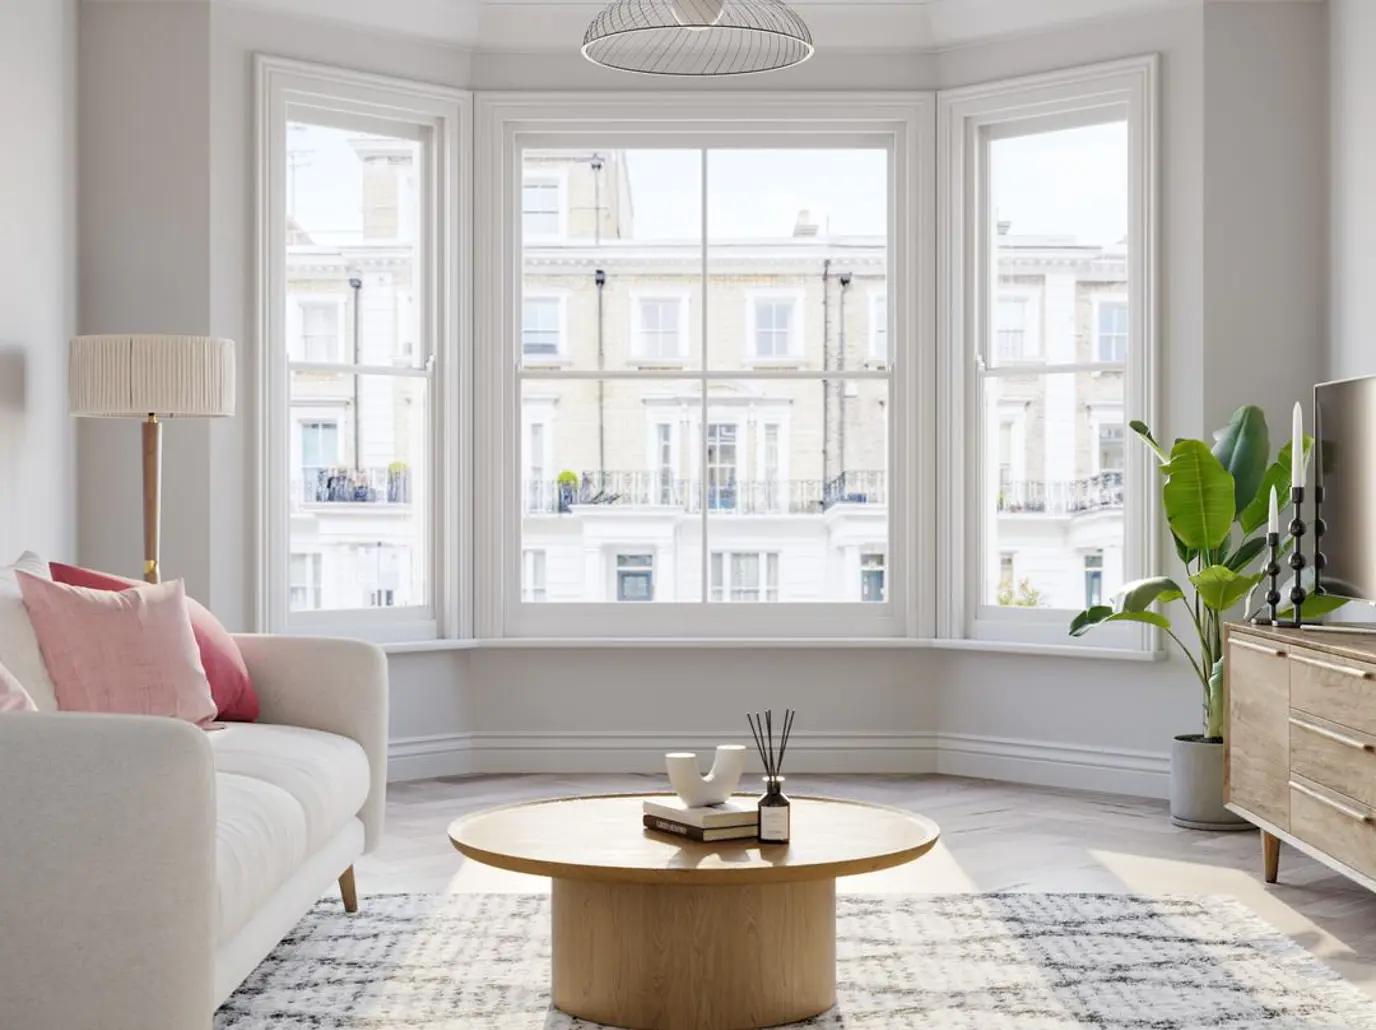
[838,272,852,490]
[821,259,831,491]
[596,268,607,481]
[591,153,604,246]
[349,276,362,472]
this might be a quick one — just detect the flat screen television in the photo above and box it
[1314,376,1376,603]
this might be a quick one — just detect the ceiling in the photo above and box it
[97,0,1293,53]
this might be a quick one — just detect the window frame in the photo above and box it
[631,289,692,365]
[521,291,570,364]
[255,57,470,641]
[475,92,933,641]
[744,287,806,364]
[936,56,1158,651]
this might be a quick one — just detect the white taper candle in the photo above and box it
[1268,486,1279,536]
[1291,402,1304,489]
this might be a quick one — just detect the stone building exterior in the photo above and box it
[282,138,1126,612]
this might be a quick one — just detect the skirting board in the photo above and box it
[388,730,1170,799]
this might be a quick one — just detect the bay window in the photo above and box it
[938,56,1157,649]
[478,93,925,639]
[257,58,466,640]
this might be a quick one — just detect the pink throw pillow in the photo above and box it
[48,562,259,722]
[0,660,35,712]
[16,573,217,724]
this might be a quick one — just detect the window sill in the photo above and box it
[626,357,690,370]
[743,357,806,370]
[522,356,571,370]
[379,637,1165,659]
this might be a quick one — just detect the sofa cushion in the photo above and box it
[215,772,308,942]
[0,553,58,710]
[210,724,370,856]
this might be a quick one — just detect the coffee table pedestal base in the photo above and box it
[552,877,836,1030]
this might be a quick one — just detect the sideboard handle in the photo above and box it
[1289,716,1376,754]
[1233,639,1286,658]
[1290,653,1374,680]
[1291,779,1375,824]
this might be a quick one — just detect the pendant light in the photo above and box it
[582,0,815,76]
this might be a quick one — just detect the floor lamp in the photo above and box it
[69,335,236,584]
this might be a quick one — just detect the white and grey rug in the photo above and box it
[216,893,1376,1029]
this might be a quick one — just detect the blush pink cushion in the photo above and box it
[0,660,35,712]
[16,573,217,724]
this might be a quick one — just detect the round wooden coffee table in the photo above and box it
[448,794,939,1030]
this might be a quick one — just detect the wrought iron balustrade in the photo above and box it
[997,472,1124,516]
[524,471,889,515]
[296,466,412,506]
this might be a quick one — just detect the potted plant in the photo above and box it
[556,470,579,514]
[1070,405,1344,828]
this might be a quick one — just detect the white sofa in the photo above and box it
[0,634,389,1030]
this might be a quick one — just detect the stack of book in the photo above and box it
[642,797,758,842]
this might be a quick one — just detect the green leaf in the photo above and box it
[1163,440,1236,551]
[1115,576,1184,612]
[1212,405,1270,518]
[1070,607,1171,637]
[1206,658,1225,739]
[1238,437,1313,535]
[1174,532,1198,566]
[1224,536,1269,573]
[1277,593,1350,618]
[1131,420,1169,464]
[1191,564,1263,612]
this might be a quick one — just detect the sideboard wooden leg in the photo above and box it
[1262,832,1281,884]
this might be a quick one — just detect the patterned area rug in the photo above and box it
[216,893,1376,1029]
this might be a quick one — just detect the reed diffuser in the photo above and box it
[747,709,795,844]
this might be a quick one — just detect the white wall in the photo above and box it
[75,1,1334,799]
[1330,0,1376,381]
[0,0,78,562]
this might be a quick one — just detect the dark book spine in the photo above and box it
[643,814,755,842]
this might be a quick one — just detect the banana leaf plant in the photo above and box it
[1069,405,1345,740]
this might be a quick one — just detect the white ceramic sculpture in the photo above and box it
[665,745,748,807]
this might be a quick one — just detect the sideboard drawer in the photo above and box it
[1290,646,1376,737]
[1227,636,1292,828]
[1290,714,1376,809]
[1290,776,1376,881]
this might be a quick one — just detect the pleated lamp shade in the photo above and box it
[69,335,236,418]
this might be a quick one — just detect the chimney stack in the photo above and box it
[793,209,819,238]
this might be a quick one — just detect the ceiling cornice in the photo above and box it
[82,0,1325,53]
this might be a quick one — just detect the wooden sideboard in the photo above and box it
[1225,623,1376,890]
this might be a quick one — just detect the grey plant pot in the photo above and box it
[1170,735,1252,831]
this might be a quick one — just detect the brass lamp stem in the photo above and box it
[142,414,161,583]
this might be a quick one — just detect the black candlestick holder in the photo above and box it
[1251,531,1283,626]
[1288,485,1308,628]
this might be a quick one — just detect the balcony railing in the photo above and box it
[526,471,888,515]
[296,466,412,506]
[997,472,1124,516]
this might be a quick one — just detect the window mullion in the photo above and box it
[699,147,710,606]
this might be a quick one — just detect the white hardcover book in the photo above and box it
[642,796,759,829]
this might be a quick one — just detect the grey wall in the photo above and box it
[1330,0,1376,381]
[0,0,78,562]
[74,1,1333,796]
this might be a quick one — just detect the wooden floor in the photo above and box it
[357,773,1376,996]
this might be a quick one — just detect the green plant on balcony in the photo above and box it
[997,578,1045,608]
[1069,405,1344,739]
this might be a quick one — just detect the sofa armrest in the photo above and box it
[0,713,216,1030]
[232,634,389,851]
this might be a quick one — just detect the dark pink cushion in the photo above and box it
[48,562,259,722]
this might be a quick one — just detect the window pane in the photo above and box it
[521,378,702,602]
[981,371,1124,610]
[285,120,424,369]
[708,378,889,603]
[522,149,702,371]
[290,370,428,610]
[988,120,1128,369]
[707,149,887,371]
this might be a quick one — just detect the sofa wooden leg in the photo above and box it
[1262,832,1280,884]
[339,865,358,913]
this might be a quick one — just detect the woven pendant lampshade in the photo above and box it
[583,0,814,76]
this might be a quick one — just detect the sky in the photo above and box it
[287,119,1128,247]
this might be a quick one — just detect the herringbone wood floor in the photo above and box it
[357,774,1376,996]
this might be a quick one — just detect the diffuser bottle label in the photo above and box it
[760,806,790,842]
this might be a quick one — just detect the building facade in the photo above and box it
[284,141,1126,613]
